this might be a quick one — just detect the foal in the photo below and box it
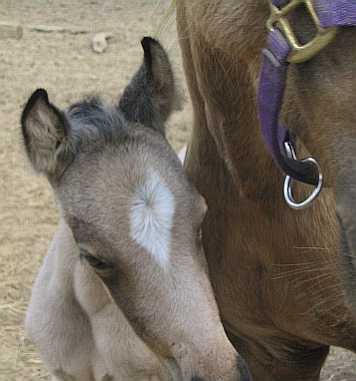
[23,38,246,381]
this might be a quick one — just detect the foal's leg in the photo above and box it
[228,333,330,381]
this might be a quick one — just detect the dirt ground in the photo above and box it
[0,1,355,380]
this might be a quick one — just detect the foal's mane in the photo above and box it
[66,96,131,154]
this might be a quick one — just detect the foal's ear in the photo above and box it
[119,37,180,135]
[21,89,69,175]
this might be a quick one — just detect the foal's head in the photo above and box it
[21,38,245,381]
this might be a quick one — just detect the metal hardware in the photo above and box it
[283,142,323,209]
[267,0,337,63]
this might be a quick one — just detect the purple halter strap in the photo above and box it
[258,0,356,186]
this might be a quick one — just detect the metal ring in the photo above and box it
[283,142,323,210]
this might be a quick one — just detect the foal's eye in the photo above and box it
[80,251,112,271]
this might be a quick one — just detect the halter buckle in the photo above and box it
[283,142,323,209]
[267,0,337,63]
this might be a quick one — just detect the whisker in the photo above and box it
[293,246,330,251]
[306,285,342,304]
[273,260,327,267]
[272,267,332,280]
[295,282,341,304]
[309,292,344,312]
[292,272,333,288]
[301,289,344,317]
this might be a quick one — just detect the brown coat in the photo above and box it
[177,1,356,380]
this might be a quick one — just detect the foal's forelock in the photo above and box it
[66,96,131,155]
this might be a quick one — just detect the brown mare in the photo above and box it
[177,1,356,380]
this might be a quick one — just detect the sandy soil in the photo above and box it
[0,1,355,380]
